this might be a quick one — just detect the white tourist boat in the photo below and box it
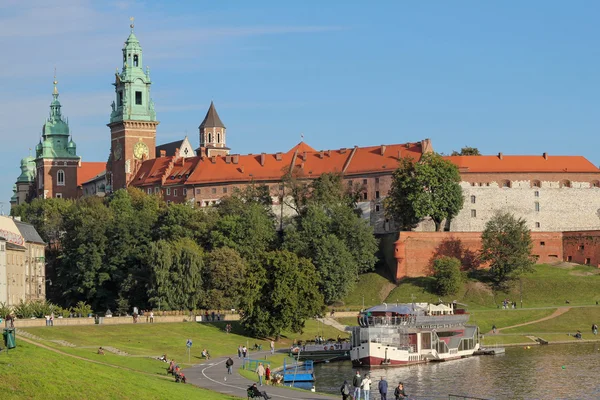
[350,302,480,367]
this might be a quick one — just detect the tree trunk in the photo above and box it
[434,220,442,232]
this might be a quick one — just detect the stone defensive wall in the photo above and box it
[393,230,600,281]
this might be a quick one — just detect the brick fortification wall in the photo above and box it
[562,231,600,267]
[393,231,564,281]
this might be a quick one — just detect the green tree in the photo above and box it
[203,247,247,310]
[146,238,204,310]
[239,250,323,338]
[155,202,216,245]
[432,256,463,296]
[386,152,464,231]
[56,197,110,309]
[451,146,481,156]
[480,211,536,290]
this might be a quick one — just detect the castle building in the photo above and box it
[11,24,600,238]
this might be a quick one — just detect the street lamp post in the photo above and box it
[520,278,523,309]
[362,295,365,310]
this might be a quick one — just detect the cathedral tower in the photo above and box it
[107,19,158,192]
[197,102,229,157]
[34,75,81,199]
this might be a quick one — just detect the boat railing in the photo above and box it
[359,315,416,327]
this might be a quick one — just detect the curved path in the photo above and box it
[493,307,571,333]
[185,351,337,400]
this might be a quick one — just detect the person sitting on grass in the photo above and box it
[97,347,105,355]
[167,360,176,374]
[248,383,271,399]
[202,349,211,359]
[175,370,187,383]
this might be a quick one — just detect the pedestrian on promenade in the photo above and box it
[492,324,497,334]
[340,380,351,400]
[378,376,388,400]
[242,345,247,358]
[225,357,234,374]
[50,312,54,326]
[394,382,407,399]
[238,345,243,358]
[352,370,362,400]
[256,362,266,386]
[265,365,271,384]
[360,374,372,400]
[270,340,275,354]
[150,311,154,323]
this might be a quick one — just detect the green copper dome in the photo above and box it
[17,155,36,183]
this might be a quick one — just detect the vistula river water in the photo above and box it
[299,343,600,399]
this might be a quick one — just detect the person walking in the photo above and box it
[256,362,266,386]
[242,345,248,358]
[361,374,372,400]
[340,380,351,400]
[150,311,154,323]
[378,376,388,400]
[238,345,243,359]
[394,382,407,399]
[265,365,271,384]
[270,340,275,354]
[225,357,234,375]
[352,370,362,400]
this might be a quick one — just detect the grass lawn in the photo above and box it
[342,272,394,308]
[469,308,556,333]
[0,341,239,400]
[501,307,600,334]
[481,334,537,346]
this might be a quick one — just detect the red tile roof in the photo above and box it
[131,141,428,187]
[77,162,106,186]
[445,155,600,173]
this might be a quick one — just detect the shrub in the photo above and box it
[432,256,463,296]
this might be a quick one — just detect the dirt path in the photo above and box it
[495,307,571,333]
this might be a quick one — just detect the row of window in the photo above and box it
[117,90,144,106]
[348,178,382,186]
[205,132,223,144]
[470,180,600,188]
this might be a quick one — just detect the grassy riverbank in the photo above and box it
[0,341,237,400]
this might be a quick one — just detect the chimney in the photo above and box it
[160,150,166,157]
[380,145,386,156]
[275,152,282,161]
[543,152,548,160]
[319,150,324,159]
[175,147,180,156]
[232,155,239,164]
[340,148,347,154]
[225,155,231,164]
[260,153,266,166]
[325,150,331,157]
[498,152,503,160]
[240,166,245,173]
[211,156,216,164]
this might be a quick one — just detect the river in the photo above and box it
[306,343,600,399]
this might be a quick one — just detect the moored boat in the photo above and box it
[350,302,480,367]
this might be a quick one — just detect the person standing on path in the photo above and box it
[265,365,271,384]
[378,376,388,400]
[394,382,407,399]
[340,380,351,400]
[238,345,243,359]
[242,345,248,358]
[150,311,154,323]
[256,362,266,386]
[352,370,362,400]
[270,340,275,354]
[360,374,372,400]
[225,357,234,375]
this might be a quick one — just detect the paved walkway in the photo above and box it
[185,351,338,400]
[316,317,348,333]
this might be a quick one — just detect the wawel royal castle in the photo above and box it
[12,24,600,240]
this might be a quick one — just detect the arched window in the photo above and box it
[57,170,65,186]
[133,55,139,67]
[560,180,571,188]
[217,133,221,143]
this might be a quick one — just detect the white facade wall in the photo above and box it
[451,180,600,232]
[0,239,6,304]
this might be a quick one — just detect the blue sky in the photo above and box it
[1,0,599,207]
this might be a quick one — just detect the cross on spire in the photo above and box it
[130,16,135,32]
[53,67,58,96]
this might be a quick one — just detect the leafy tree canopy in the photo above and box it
[385,152,464,231]
[432,256,463,296]
[480,211,536,290]
[451,146,481,156]
[203,247,247,310]
[239,250,323,338]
